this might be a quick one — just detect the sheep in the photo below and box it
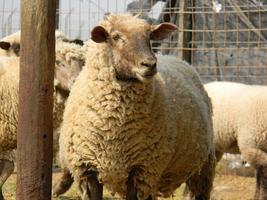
[59,13,215,200]
[205,81,267,200]
[0,31,86,162]
[0,31,85,198]
[0,30,84,59]
[0,40,85,200]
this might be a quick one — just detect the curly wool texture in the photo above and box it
[205,81,267,166]
[0,33,85,166]
[56,40,85,63]
[0,58,68,163]
[0,57,19,156]
[54,40,85,89]
[60,20,213,199]
[52,40,85,163]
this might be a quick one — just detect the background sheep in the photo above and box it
[205,81,267,200]
[0,31,20,57]
[59,14,215,200]
[0,31,86,162]
[0,34,85,200]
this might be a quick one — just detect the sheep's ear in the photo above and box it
[150,23,177,41]
[0,41,11,50]
[72,39,84,46]
[91,26,108,43]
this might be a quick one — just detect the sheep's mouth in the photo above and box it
[138,67,157,77]
[136,69,157,82]
[114,65,157,83]
[144,69,157,77]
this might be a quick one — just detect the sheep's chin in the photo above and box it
[136,71,156,83]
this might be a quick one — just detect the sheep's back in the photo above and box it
[155,55,213,195]
[205,81,267,153]
[0,60,19,152]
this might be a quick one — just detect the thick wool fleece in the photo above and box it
[60,38,213,199]
[56,40,85,64]
[0,57,66,162]
[205,81,267,166]
[55,40,85,89]
[0,36,85,164]
[0,57,19,155]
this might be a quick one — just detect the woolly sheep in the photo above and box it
[0,30,84,58]
[0,31,86,161]
[0,37,85,200]
[59,14,215,200]
[205,81,267,200]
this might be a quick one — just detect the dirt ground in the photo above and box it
[2,172,256,200]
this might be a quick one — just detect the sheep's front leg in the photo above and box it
[0,159,15,200]
[126,169,152,200]
[254,167,261,200]
[126,170,138,200]
[259,166,267,200]
[53,167,74,197]
[78,171,103,200]
[184,152,215,200]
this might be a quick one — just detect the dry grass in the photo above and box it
[3,172,255,200]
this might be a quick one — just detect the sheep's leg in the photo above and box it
[126,170,138,200]
[184,152,215,200]
[254,166,261,200]
[53,167,74,197]
[215,150,223,163]
[0,159,14,200]
[0,191,3,200]
[126,169,153,200]
[78,171,103,200]
[259,166,267,200]
[238,140,267,199]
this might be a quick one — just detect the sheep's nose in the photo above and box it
[140,58,157,69]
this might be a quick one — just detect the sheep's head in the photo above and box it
[0,31,84,96]
[0,41,20,57]
[55,51,85,96]
[0,31,83,58]
[0,31,21,57]
[91,14,177,82]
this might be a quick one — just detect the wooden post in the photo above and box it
[56,0,60,29]
[17,0,56,199]
[177,0,192,63]
[177,0,185,60]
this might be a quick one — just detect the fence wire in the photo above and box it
[0,0,266,84]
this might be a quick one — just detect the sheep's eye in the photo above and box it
[112,34,120,41]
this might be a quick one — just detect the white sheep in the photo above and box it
[0,36,85,200]
[205,81,267,200]
[0,31,86,162]
[59,13,215,200]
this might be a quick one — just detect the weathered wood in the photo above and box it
[177,0,185,60]
[16,0,56,199]
[177,0,192,62]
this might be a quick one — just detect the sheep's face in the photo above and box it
[0,34,84,95]
[55,55,85,95]
[0,41,20,57]
[91,15,177,82]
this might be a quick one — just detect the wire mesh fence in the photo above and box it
[0,0,267,84]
